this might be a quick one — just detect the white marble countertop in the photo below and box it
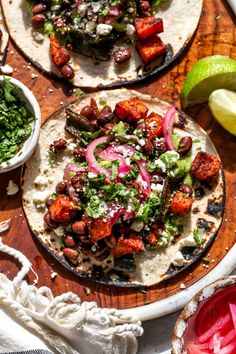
[137,267,236,354]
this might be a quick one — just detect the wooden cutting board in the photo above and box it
[0,0,236,310]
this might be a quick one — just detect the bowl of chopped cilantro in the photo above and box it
[0,76,41,172]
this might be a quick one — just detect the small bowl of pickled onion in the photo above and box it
[172,276,236,354]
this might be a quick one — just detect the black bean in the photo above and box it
[114,48,132,64]
[178,136,192,155]
[179,184,193,196]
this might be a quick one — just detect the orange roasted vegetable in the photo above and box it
[49,195,76,222]
[145,112,163,140]
[83,213,112,242]
[135,17,164,40]
[146,224,160,246]
[169,191,193,217]
[49,34,70,67]
[191,151,221,183]
[114,97,148,123]
[136,35,166,64]
[111,233,144,258]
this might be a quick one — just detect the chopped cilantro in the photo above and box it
[102,183,129,201]
[0,78,35,164]
[133,128,144,138]
[122,167,138,182]
[193,138,201,143]
[136,202,150,222]
[109,0,124,5]
[110,160,119,181]
[147,161,157,172]
[136,193,160,222]
[134,152,146,161]
[193,228,205,246]
[202,257,210,264]
[101,7,109,16]
[80,130,100,138]
[43,20,55,35]
[86,195,107,219]
[164,217,179,237]
[88,175,106,187]
[151,0,168,12]
[73,89,84,96]
[113,121,128,140]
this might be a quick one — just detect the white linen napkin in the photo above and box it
[0,228,143,354]
[0,308,54,354]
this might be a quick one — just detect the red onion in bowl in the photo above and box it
[172,277,236,354]
[162,105,176,151]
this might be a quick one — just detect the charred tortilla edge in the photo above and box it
[21,89,225,288]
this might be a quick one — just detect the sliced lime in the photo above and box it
[181,55,236,108]
[209,89,236,136]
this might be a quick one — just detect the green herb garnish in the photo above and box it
[193,228,205,246]
[0,78,35,164]
[202,257,210,264]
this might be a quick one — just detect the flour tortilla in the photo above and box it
[1,0,202,87]
[21,89,224,287]
[0,5,9,65]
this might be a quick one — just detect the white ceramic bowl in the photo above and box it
[172,276,236,353]
[0,76,41,173]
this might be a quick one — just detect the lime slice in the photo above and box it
[181,55,236,108]
[209,89,236,136]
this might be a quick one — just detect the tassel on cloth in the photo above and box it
[0,231,143,354]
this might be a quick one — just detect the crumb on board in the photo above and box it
[50,271,57,280]
[83,286,91,295]
[6,180,19,195]
[0,64,14,74]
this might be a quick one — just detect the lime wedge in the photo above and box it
[181,55,236,108]
[209,89,236,136]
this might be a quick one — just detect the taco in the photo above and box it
[1,0,202,87]
[0,5,9,65]
[21,89,224,287]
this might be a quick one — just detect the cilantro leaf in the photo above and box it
[193,228,205,246]
[0,78,34,164]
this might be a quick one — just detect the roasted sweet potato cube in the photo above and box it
[49,34,70,67]
[145,224,160,246]
[114,97,148,123]
[146,231,159,246]
[136,35,166,64]
[170,191,193,217]
[49,195,76,222]
[135,17,164,40]
[83,213,112,242]
[191,151,221,183]
[145,112,163,140]
[111,233,144,258]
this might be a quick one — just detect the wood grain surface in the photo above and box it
[0,0,236,310]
